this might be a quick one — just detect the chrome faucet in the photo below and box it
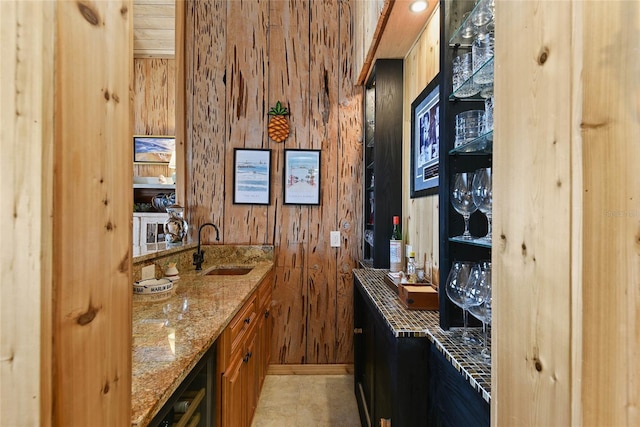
[193,223,220,270]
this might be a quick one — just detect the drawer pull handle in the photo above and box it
[264,310,270,318]
[354,328,363,334]
[244,317,251,324]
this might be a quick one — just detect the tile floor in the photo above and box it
[251,375,361,427]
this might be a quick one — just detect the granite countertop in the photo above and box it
[131,253,273,426]
[353,268,491,403]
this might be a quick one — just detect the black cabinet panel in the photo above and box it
[429,346,490,427]
[363,59,403,268]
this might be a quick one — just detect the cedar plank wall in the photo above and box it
[133,58,175,179]
[183,0,362,364]
[494,1,640,425]
[402,6,440,286]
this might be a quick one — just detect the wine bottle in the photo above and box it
[389,216,403,272]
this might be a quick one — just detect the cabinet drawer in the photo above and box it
[228,295,257,356]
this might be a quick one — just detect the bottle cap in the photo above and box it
[393,216,400,225]
[409,251,415,258]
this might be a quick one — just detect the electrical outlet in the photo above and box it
[330,231,341,247]
[141,264,155,281]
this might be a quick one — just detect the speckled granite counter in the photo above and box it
[353,268,491,403]
[131,246,273,427]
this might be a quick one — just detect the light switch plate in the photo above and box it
[330,231,341,247]
[141,264,155,281]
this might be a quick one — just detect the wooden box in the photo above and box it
[398,284,439,311]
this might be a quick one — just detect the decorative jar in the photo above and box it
[164,205,188,246]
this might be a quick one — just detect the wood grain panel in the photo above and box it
[187,0,227,241]
[268,0,311,364]
[224,0,270,244]
[493,2,572,425]
[306,0,340,364]
[184,0,362,365]
[579,2,639,425]
[54,1,132,425]
[133,0,175,57]
[335,0,363,364]
[133,58,175,135]
[1,2,54,425]
[402,7,440,285]
[269,0,310,266]
[271,266,307,364]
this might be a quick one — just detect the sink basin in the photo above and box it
[204,266,254,276]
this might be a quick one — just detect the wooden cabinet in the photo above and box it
[218,270,273,427]
[362,59,404,268]
[354,274,489,427]
[354,277,430,426]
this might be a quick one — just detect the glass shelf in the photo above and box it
[367,161,374,170]
[449,56,494,101]
[366,138,374,148]
[450,131,493,155]
[449,236,492,248]
[449,0,495,47]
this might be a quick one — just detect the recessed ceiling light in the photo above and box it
[410,1,428,13]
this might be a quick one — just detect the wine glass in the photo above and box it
[451,173,478,240]
[472,168,492,241]
[468,262,492,363]
[445,261,480,343]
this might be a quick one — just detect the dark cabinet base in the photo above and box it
[354,276,489,427]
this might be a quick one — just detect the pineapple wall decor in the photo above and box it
[268,101,290,143]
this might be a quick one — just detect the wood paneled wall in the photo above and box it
[182,0,362,364]
[2,1,133,426]
[494,1,639,425]
[2,2,54,425]
[133,58,175,179]
[402,6,440,284]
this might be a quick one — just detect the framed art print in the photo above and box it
[233,148,272,205]
[283,149,321,205]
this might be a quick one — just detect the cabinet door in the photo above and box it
[244,333,258,427]
[222,355,244,427]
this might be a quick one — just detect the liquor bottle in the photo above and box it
[389,216,403,272]
[407,251,417,283]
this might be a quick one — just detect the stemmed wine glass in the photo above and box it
[445,261,481,343]
[468,262,492,363]
[472,168,492,241]
[451,173,478,240]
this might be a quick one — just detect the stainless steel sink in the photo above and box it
[204,266,253,276]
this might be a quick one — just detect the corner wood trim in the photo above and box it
[267,364,354,375]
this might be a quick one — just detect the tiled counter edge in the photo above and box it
[353,268,491,403]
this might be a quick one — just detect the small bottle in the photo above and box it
[389,216,403,272]
[407,251,417,283]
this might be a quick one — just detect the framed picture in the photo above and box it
[283,149,321,205]
[410,73,440,198]
[133,135,175,163]
[233,148,272,205]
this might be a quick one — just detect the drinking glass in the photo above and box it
[451,173,478,240]
[471,168,492,241]
[468,262,492,363]
[445,261,480,342]
[472,31,494,85]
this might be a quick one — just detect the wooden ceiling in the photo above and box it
[133,0,175,58]
[357,0,438,84]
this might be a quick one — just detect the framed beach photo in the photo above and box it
[283,149,321,205]
[133,135,175,163]
[410,73,440,198]
[233,148,272,205]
